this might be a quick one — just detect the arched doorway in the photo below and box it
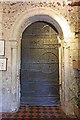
[9,7,71,113]
[20,21,60,106]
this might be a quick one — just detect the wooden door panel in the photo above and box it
[20,22,60,106]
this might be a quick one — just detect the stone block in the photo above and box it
[73,60,80,69]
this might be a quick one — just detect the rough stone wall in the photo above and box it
[78,4,80,69]
[0,2,3,114]
[2,1,79,37]
[0,0,80,115]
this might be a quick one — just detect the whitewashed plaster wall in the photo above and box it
[0,0,80,116]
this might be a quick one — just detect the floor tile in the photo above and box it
[2,106,68,119]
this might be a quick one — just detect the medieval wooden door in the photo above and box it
[20,22,60,106]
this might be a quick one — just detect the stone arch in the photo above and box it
[9,7,72,114]
[10,7,71,41]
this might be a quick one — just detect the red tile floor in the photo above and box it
[1,106,77,120]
